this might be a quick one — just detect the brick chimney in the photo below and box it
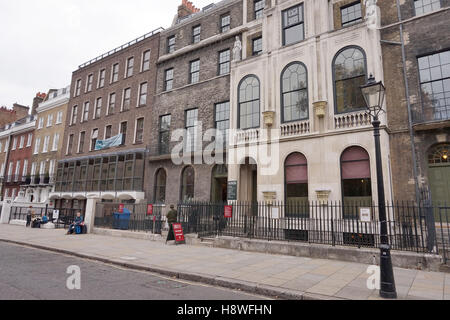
[31,92,46,115]
[178,0,200,19]
[12,103,30,118]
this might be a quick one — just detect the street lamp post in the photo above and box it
[361,74,397,299]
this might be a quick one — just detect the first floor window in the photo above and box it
[190,60,200,84]
[252,37,263,56]
[219,49,230,75]
[165,68,174,91]
[418,50,450,121]
[281,62,309,122]
[83,102,90,122]
[91,129,99,151]
[105,125,112,140]
[135,118,144,143]
[185,109,198,152]
[238,76,260,129]
[159,115,171,155]
[215,102,230,148]
[78,132,85,153]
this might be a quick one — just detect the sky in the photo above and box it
[0,0,215,110]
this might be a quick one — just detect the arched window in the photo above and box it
[238,75,260,129]
[428,144,450,164]
[341,146,372,216]
[333,47,367,114]
[180,166,195,202]
[281,63,308,122]
[154,168,167,204]
[285,153,308,217]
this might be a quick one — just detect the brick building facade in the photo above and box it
[146,0,243,211]
[49,28,162,211]
[379,0,450,203]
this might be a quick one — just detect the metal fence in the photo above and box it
[9,206,80,229]
[94,202,162,234]
[177,201,450,258]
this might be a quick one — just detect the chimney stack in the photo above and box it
[178,0,200,19]
[31,92,46,115]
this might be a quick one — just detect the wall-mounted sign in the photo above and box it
[360,207,372,222]
[119,204,125,214]
[227,181,237,201]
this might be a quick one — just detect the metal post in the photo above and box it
[373,117,397,299]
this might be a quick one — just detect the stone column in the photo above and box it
[84,196,99,234]
[0,200,12,224]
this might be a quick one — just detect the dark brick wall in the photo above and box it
[63,33,161,160]
[332,0,365,30]
[380,0,450,200]
[160,0,243,54]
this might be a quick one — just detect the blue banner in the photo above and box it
[95,134,123,151]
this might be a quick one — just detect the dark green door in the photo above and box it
[429,164,450,205]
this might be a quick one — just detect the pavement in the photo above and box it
[0,224,449,300]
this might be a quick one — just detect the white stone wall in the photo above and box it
[228,0,392,205]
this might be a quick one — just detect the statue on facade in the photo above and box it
[233,36,242,61]
[365,0,379,30]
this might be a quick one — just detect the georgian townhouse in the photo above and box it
[227,0,392,213]
[49,28,162,212]
[379,0,450,205]
[147,0,244,210]
[21,87,70,204]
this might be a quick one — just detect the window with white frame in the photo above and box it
[34,137,41,154]
[71,105,78,125]
[49,160,56,177]
[15,160,21,181]
[139,82,148,106]
[47,114,53,127]
[78,131,85,153]
[86,74,93,92]
[94,97,102,119]
[27,133,33,147]
[7,162,13,181]
[126,57,134,78]
[142,50,151,71]
[67,134,74,155]
[12,137,17,150]
[52,133,60,151]
[122,88,131,111]
[38,117,44,129]
[82,102,90,122]
[75,79,81,97]
[0,141,2,153]
[56,111,63,124]
[91,129,99,151]
[111,63,119,83]
[31,162,37,176]
[135,118,144,143]
[43,136,50,153]
[19,136,24,149]
[4,140,8,152]
[98,69,106,88]
[0,162,5,177]
[22,159,28,178]
[39,161,46,176]
[108,92,116,115]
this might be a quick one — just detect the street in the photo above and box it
[0,242,271,300]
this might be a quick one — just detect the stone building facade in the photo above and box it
[21,87,70,204]
[379,0,450,203]
[146,0,244,210]
[49,28,162,211]
[227,0,392,214]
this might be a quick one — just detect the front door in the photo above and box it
[428,144,450,219]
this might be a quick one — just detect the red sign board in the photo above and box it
[224,205,233,218]
[147,204,154,216]
[172,223,185,243]
[119,204,125,214]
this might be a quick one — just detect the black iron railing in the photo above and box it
[177,201,450,255]
[9,206,80,229]
[94,202,162,234]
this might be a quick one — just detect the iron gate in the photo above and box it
[437,207,450,264]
